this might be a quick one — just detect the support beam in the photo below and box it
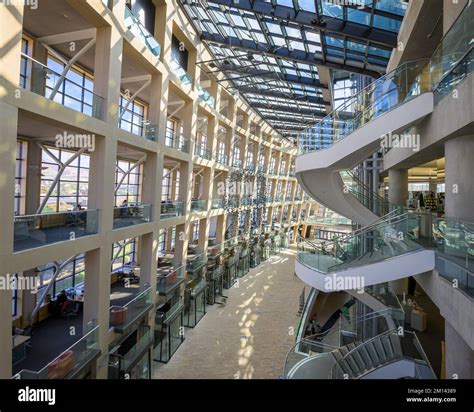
[38,28,96,46]
[201,33,384,77]
[36,144,88,214]
[48,37,97,100]
[199,0,400,47]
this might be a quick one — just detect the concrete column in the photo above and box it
[0,103,18,257]
[445,321,474,379]
[216,214,226,244]
[174,223,189,266]
[178,161,192,216]
[388,168,409,294]
[0,271,13,378]
[0,3,23,378]
[93,23,124,125]
[84,246,113,378]
[25,142,42,214]
[21,269,37,328]
[444,135,474,221]
[153,0,173,64]
[198,217,209,251]
[388,168,409,207]
[138,232,157,295]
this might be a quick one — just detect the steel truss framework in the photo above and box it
[180,0,407,139]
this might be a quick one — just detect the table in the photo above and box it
[12,335,31,366]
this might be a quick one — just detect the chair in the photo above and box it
[47,350,74,379]
[60,300,79,318]
[110,306,128,326]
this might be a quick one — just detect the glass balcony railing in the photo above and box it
[197,83,215,108]
[165,128,190,153]
[298,3,473,157]
[297,211,424,274]
[14,209,99,252]
[211,198,224,209]
[430,1,473,89]
[170,58,193,86]
[157,265,185,295]
[298,208,474,281]
[124,6,161,57]
[215,153,228,165]
[436,255,474,298]
[187,251,207,272]
[341,170,391,217]
[190,277,207,296]
[434,48,474,103]
[194,143,212,160]
[232,159,242,168]
[113,204,152,229]
[305,216,352,225]
[109,287,153,331]
[160,201,183,219]
[156,296,184,325]
[118,105,158,141]
[120,325,154,371]
[20,54,105,120]
[298,59,432,155]
[191,200,207,212]
[14,323,100,379]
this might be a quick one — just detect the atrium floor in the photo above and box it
[154,248,305,379]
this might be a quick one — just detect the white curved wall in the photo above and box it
[295,249,435,291]
[296,93,434,226]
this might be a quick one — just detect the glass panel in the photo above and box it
[20,55,105,120]
[14,209,99,252]
[113,204,152,229]
[109,287,153,330]
[14,323,100,379]
[160,201,184,219]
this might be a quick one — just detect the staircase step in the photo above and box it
[345,354,361,375]
[332,350,353,378]
[381,335,395,360]
[373,338,387,363]
[351,348,367,372]
[389,333,403,356]
[365,341,381,366]
[358,344,373,370]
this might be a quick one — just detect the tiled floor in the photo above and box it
[154,248,305,379]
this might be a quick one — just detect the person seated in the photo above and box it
[57,290,68,306]
[12,325,25,336]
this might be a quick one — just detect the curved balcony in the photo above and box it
[296,59,434,226]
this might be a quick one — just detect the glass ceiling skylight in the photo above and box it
[180,0,407,140]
